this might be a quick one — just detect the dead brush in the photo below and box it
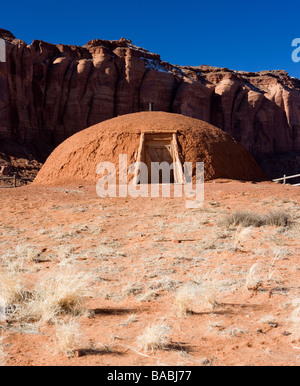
[233,227,253,250]
[245,263,263,291]
[175,280,219,316]
[54,318,82,357]
[289,298,300,346]
[265,211,291,227]
[219,210,291,228]
[175,283,199,315]
[17,268,93,323]
[122,282,144,298]
[137,324,171,352]
[120,314,139,327]
[245,253,283,291]
[0,255,34,323]
[0,270,25,306]
[0,336,7,366]
[0,244,45,270]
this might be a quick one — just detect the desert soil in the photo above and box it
[0,180,299,366]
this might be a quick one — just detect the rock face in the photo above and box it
[0,29,300,178]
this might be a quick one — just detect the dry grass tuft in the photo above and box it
[175,283,200,315]
[219,210,291,228]
[0,270,26,311]
[175,280,219,316]
[0,336,7,366]
[0,244,46,270]
[17,268,93,323]
[259,315,279,327]
[245,263,263,291]
[233,227,252,249]
[225,327,248,338]
[265,211,291,227]
[137,324,171,352]
[245,252,282,292]
[120,314,139,327]
[54,318,82,357]
[122,282,144,297]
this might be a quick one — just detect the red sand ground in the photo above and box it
[0,181,299,366]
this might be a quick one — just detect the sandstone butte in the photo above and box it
[0,28,300,180]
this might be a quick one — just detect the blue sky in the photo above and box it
[1,0,300,78]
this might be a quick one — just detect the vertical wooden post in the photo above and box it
[172,134,184,183]
[283,175,286,185]
[133,133,145,185]
[13,174,17,188]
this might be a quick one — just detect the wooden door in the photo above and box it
[145,139,174,183]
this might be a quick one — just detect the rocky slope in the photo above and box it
[1,28,300,179]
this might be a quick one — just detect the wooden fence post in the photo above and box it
[13,174,16,188]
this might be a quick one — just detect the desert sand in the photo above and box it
[0,180,299,366]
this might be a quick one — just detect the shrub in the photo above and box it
[219,210,291,228]
[18,268,92,323]
[54,318,82,357]
[137,324,171,352]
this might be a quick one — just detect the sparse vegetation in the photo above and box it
[219,210,291,228]
[120,314,139,326]
[0,336,7,366]
[0,181,298,366]
[1,268,93,324]
[137,325,171,352]
[54,318,82,357]
[245,251,283,292]
[21,268,92,322]
[0,269,25,308]
[175,282,200,315]
[175,280,219,315]
[245,263,264,291]
[259,315,279,328]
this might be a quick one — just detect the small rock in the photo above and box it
[282,331,292,336]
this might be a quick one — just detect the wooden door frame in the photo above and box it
[133,131,184,184]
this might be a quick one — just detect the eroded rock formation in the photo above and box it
[0,28,300,178]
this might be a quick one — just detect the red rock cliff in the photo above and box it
[0,29,300,178]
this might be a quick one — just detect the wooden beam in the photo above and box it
[172,134,184,183]
[133,133,145,185]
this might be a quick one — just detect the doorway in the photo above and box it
[145,133,174,183]
[133,132,184,184]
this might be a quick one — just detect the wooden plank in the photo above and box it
[141,130,177,134]
[172,134,184,183]
[133,133,145,185]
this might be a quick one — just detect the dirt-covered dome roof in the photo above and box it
[34,112,265,185]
